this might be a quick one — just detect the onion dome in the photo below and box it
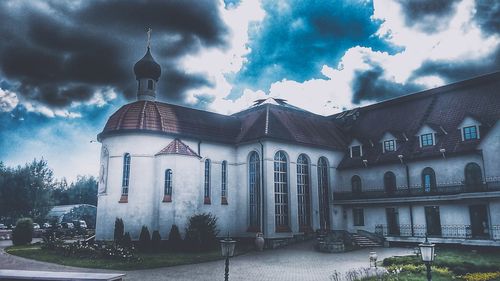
[133,47,161,81]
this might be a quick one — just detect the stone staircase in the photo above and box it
[351,233,382,247]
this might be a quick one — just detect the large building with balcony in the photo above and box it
[95,45,500,246]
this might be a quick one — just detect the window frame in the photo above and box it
[147,79,154,90]
[296,154,311,231]
[421,167,436,193]
[274,151,290,232]
[204,159,211,204]
[351,175,362,193]
[350,145,362,158]
[383,140,396,152]
[463,126,478,140]
[420,133,434,147]
[221,160,228,205]
[317,157,330,230]
[163,169,172,202]
[248,152,261,231]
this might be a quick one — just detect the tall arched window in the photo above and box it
[297,154,311,231]
[121,153,131,196]
[163,169,172,202]
[465,162,483,191]
[351,175,362,194]
[274,151,289,232]
[204,159,211,204]
[318,157,330,230]
[422,167,436,193]
[384,171,396,194]
[248,152,261,231]
[221,161,228,205]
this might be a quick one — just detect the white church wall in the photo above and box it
[336,164,407,192]
[479,121,500,179]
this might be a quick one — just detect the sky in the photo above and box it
[0,0,499,181]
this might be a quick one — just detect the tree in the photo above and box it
[12,218,34,246]
[138,226,151,252]
[114,218,124,245]
[168,224,183,251]
[185,213,219,252]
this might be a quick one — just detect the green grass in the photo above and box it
[6,244,249,270]
[383,247,500,275]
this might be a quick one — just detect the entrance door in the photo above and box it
[469,205,489,239]
[425,206,442,236]
[386,208,400,236]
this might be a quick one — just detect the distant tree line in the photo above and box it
[0,159,97,225]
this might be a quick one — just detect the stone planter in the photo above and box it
[318,241,345,253]
[255,232,265,251]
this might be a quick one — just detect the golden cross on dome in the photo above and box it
[147,28,152,49]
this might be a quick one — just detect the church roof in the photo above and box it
[134,47,161,81]
[336,71,500,169]
[156,138,200,158]
[98,99,348,150]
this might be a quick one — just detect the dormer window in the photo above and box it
[463,126,478,140]
[420,133,434,147]
[383,140,395,152]
[351,145,362,158]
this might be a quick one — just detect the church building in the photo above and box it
[95,45,500,247]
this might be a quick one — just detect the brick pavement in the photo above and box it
[0,240,413,281]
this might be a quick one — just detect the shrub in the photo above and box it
[184,213,219,252]
[122,232,132,249]
[167,224,182,251]
[113,218,124,245]
[138,226,151,252]
[12,218,34,246]
[151,230,161,252]
[460,272,500,281]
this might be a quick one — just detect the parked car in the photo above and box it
[72,220,87,229]
[32,223,40,229]
[0,224,7,230]
[61,222,74,229]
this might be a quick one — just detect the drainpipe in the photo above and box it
[197,140,202,156]
[258,140,265,236]
[404,162,415,237]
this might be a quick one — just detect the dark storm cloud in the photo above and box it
[412,49,500,82]
[229,0,398,98]
[0,0,227,109]
[162,66,214,101]
[351,66,422,104]
[473,0,500,35]
[396,0,460,33]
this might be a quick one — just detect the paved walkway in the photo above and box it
[0,240,413,281]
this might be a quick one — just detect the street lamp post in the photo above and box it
[419,235,435,281]
[220,236,236,281]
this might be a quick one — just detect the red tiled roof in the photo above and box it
[156,139,200,158]
[337,71,500,169]
[99,99,348,150]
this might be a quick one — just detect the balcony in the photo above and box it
[333,178,500,201]
[375,224,500,241]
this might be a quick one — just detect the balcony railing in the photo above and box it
[334,179,500,201]
[375,224,500,240]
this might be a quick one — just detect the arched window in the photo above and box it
[384,171,396,194]
[274,151,289,231]
[121,153,131,196]
[221,161,228,204]
[318,157,330,230]
[297,154,311,231]
[351,175,362,193]
[204,159,211,204]
[422,167,436,193]
[465,163,483,191]
[248,152,261,231]
[163,169,172,202]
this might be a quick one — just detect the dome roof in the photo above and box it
[133,47,161,81]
